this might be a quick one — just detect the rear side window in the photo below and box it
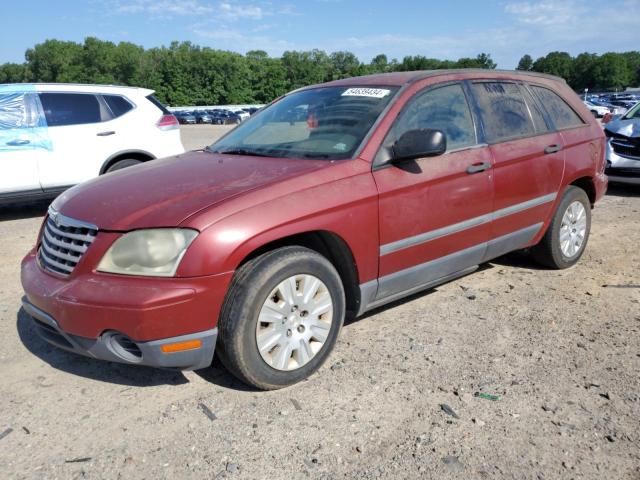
[39,93,102,127]
[146,94,170,114]
[103,95,134,118]
[471,82,536,143]
[530,86,585,130]
[389,83,477,151]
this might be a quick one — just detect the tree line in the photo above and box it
[517,51,640,92]
[0,38,638,106]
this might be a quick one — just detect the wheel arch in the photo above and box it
[100,150,156,174]
[568,175,596,206]
[237,230,362,318]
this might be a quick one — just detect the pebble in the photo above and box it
[226,462,238,473]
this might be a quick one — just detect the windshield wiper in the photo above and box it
[209,147,271,157]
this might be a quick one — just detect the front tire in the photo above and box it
[105,158,142,173]
[217,246,345,390]
[531,186,591,269]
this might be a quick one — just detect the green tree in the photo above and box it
[516,54,533,71]
[594,53,630,90]
[532,51,574,80]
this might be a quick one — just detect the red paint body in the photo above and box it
[21,70,607,345]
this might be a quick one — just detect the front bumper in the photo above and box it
[23,299,217,370]
[21,249,233,370]
[605,139,640,185]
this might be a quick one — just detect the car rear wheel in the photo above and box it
[531,186,591,269]
[105,158,143,173]
[216,246,345,390]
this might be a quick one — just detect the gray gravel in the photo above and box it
[0,127,638,479]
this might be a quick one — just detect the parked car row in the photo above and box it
[174,107,259,125]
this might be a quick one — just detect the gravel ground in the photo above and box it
[0,126,638,479]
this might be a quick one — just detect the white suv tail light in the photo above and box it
[156,114,179,131]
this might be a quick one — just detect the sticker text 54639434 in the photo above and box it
[341,88,391,98]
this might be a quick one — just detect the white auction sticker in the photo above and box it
[341,87,391,98]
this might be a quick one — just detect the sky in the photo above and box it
[2,0,639,69]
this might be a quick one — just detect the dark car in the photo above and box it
[175,111,196,124]
[194,111,213,124]
[21,70,606,390]
[211,110,242,125]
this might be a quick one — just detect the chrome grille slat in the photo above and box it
[43,227,88,254]
[38,209,97,277]
[39,251,74,273]
[46,221,96,242]
[40,240,83,263]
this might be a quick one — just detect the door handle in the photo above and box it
[97,131,115,137]
[466,161,492,174]
[544,144,562,154]
[6,139,31,146]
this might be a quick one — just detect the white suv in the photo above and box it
[0,83,184,204]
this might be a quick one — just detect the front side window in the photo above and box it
[530,85,585,130]
[388,83,477,152]
[39,93,103,127]
[471,82,536,143]
[209,86,398,160]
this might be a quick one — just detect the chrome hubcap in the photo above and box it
[256,274,333,371]
[560,201,587,258]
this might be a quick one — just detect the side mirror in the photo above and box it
[392,129,446,162]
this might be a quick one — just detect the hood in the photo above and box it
[53,151,330,231]
[605,116,640,138]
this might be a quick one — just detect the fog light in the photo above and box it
[160,339,202,353]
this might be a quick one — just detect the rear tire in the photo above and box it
[531,186,591,269]
[217,246,345,390]
[105,158,143,173]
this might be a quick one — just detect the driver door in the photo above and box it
[372,82,494,301]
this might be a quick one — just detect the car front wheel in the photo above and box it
[216,246,345,390]
[531,186,591,269]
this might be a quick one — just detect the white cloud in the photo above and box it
[219,2,264,20]
[112,0,213,16]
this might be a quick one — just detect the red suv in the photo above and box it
[21,70,607,390]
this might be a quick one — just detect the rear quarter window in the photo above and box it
[471,82,537,143]
[530,85,585,130]
[103,95,134,118]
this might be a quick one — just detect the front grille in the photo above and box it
[38,209,98,276]
[610,135,640,159]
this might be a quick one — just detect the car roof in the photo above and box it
[297,68,565,91]
[0,82,155,96]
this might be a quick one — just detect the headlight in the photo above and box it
[97,229,198,277]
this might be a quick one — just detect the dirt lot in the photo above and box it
[0,125,639,479]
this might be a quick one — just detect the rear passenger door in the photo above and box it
[38,92,115,188]
[373,82,493,302]
[469,81,564,260]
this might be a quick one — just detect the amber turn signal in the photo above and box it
[160,339,202,353]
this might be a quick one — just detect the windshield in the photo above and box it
[209,86,398,160]
[622,102,640,120]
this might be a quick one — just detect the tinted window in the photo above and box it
[389,83,476,151]
[471,82,536,142]
[103,95,133,118]
[39,93,102,127]
[530,86,584,130]
[522,87,550,133]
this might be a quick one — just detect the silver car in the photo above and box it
[605,102,640,185]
